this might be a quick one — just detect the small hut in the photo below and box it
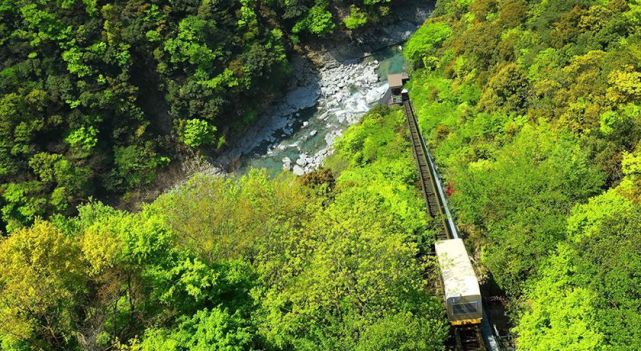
[386,72,410,105]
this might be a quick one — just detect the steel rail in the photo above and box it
[403,99,451,241]
[402,96,497,351]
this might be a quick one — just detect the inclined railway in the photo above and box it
[396,85,500,351]
[404,100,450,241]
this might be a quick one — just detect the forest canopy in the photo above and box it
[404,0,641,349]
[0,107,449,350]
[0,0,405,233]
[5,0,641,349]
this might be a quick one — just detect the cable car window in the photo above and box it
[452,302,477,315]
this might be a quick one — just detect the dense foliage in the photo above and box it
[0,107,449,350]
[404,0,641,348]
[0,0,404,233]
[8,0,641,348]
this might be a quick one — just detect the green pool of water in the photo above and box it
[375,46,406,79]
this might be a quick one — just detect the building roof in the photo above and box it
[388,73,408,89]
[435,239,481,300]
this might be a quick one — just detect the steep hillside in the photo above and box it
[0,0,415,233]
[0,106,449,350]
[404,0,641,348]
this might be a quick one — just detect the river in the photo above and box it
[212,2,433,176]
[242,48,405,175]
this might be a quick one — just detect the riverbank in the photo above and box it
[117,1,433,209]
[212,1,434,175]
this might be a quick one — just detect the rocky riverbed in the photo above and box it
[213,1,434,175]
[220,54,387,175]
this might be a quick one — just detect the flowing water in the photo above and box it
[211,0,434,176]
[232,47,406,175]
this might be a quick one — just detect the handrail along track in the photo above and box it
[402,97,486,351]
[403,100,451,241]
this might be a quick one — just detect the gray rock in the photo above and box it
[282,157,292,170]
[292,165,305,176]
[296,154,308,167]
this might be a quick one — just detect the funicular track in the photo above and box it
[403,98,486,351]
[403,100,450,241]
[455,326,485,351]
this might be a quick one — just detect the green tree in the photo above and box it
[164,16,219,72]
[516,185,641,350]
[108,144,168,191]
[28,153,92,212]
[257,185,446,349]
[75,204,180,348]
[292,1,335,35]
[65,126,98,154]
[404,22,452,67]
[135,308,254,351]
[180,119,217,148]
[1,181,47,232]
[151,170,315,262]
[479,63,529,114]
[514,244,604,351]
[343,6,368,30]
[0,221,87,350]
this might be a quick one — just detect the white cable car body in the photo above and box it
[435,238,483,325]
